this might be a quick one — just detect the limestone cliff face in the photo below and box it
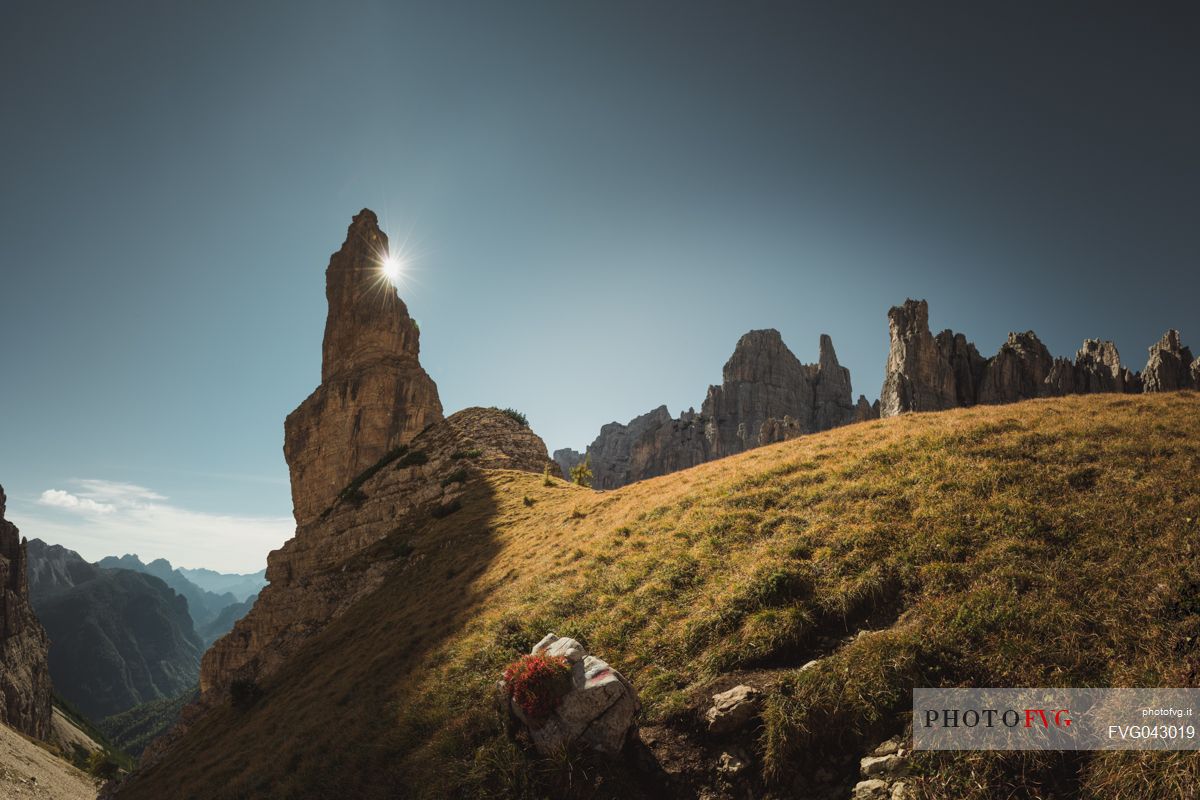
[0,485,52,739]
[202,407,552,695]
[977,331,1055,404]
[703,330,816,457]
[576,330,857,489]
[284,210,444,527]
[879,299,1192,419]
[879,300,959,417]
[1142,330,1195,392]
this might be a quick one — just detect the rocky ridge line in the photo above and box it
[880,299,1196,417]
[559,329,873,489]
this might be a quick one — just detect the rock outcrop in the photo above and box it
[204,409,551,696]
[1142,330,1195,392]
[574,330,860,489]
[284,209,444,527]
[879,300,960,416]
[0,485,52,739]
[852,395,880,423]
[976,331,1054,404]
[703,330,850,457]
[880,299,1192,419]
[200,214,552,698]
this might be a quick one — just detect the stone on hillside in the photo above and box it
[891,781,909,800]
[705,684,762,734]
[717,749,749,778]
[1192,357,1200,387]
[871,738,901,757]
[1142,330,1195,392]
[880,300,960,417]
[861,754,906,778]
[854,778,890,799]
[504,634,639,755]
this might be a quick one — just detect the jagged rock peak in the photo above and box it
[0,483,52,739]
[977,331,1053,404]
[880,299,961,417]
[321,208,422,383]
[818,333,839,369]
[1143,329,1195,392]
[852,395,880,422]
[284,211,444,527]
[721,329,803,384]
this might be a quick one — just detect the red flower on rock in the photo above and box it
[503,653,573,719]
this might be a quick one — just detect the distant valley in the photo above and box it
[23,540,263,755]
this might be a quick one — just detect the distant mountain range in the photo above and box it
[176,566,265,603]
[25,540,203,720]
[24,540,265,728]
[95,553,264,633]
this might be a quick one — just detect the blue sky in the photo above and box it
[1,1,1196,571]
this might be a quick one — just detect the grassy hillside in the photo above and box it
[117,393,1200,799]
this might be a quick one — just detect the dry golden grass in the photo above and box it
[118,392,1200,799]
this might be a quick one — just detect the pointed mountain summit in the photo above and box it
[284,210,444,526]
[320,209,424,381]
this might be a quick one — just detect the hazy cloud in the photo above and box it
[38,489,115,515]
[19,479,292,573]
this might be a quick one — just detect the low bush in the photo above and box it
[501,653,572,719]
[570,457,593,488]
[496,408,529,428]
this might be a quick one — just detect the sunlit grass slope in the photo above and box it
[118,392,1200,799]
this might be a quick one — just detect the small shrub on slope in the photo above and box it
[502,653,572,719]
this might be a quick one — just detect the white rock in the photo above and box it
[853,779,890,799]
[705,684,762,734]
[891,781,909,800]
[508,635,639,755]
[531,633,586,664]
[799,659,820,672]
[717,750,748,777]
[861,754,906,778]
[872,737,901,757]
